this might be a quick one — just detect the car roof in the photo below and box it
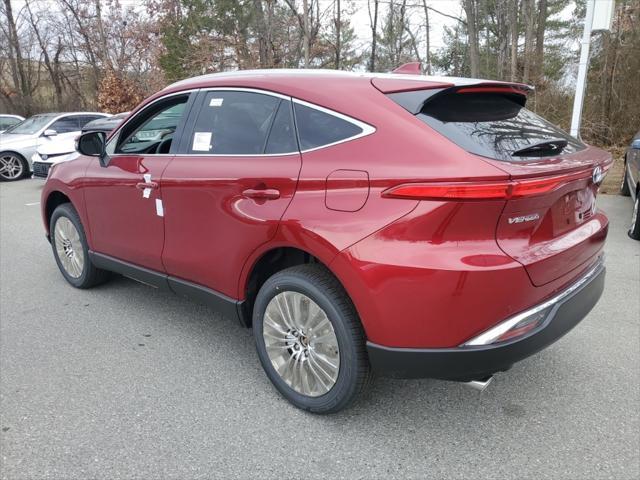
[164,69,529,94]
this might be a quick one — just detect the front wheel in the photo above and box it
[253,264,372,414]
[50,203,110,288]
[0,152,28,181]
[629,194,640,240]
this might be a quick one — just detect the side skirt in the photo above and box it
[88,251,249,327]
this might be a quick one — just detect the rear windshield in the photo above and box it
[396,91,585,162]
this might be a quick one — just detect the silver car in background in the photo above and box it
[0,114,24,133]
[0,112,108,181]
[31,113,129,179]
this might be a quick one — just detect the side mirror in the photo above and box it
[76,131,106,159]
[43,129,57,137]
[632,139,640,150]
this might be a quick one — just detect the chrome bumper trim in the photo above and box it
[462,256,605,347]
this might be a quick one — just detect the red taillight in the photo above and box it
[383,169,595,201]
[382,182,510,200]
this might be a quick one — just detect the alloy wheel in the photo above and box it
[0,154,24,180]
[54,217,85,278]
[263,291,340,397]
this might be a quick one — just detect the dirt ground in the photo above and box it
[600,146,626,195]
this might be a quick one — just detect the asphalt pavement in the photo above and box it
[1,179,639,479]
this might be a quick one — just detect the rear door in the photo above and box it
[160,89,301,298]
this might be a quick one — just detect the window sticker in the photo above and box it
[209,98,224,107]
[192,131,212,151]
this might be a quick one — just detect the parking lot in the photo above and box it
[0,179,638,479]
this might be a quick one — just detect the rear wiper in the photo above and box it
[511,138,568,157]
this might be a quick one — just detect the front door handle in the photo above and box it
[242,188,280,200]
[136,181,158,190]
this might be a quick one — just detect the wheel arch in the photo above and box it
[239,244,360,329]
[44,190,73,234]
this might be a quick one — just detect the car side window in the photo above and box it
[293,102,364,151]
[186,91,280,155]
[49,116,81,134]
[114,96,188,155]
[265,100,298,154]
[77,115,104,128]
[0,118,18,129]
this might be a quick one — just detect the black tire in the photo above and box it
[0,152,28,182]
[629,193,640,241]
[50,203,110,288]
[253,264,372,414]
[620,158,631,196]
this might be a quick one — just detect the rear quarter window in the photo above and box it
[293,102,364,151]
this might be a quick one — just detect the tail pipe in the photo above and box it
[465,376,494,392]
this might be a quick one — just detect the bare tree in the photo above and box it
[368,0,379,71]
[522,0,535,83]
[509,0,518,81]
[422,0,431,74]
[335,0,341,68]
[535,0,547,82]
[462,0,480,77]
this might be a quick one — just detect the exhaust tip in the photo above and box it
[465,376,494,392]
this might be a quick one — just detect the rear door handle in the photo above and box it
[242,188,280,200]
[136,181,158,190]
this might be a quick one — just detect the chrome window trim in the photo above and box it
[105,86,376,158]
[462,256,605,347]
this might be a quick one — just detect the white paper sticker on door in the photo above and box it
[192,132,212,151]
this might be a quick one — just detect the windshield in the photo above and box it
[4,115,56,135]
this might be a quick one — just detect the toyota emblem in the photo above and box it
[592,166,603,184]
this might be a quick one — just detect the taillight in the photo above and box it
[383,168,597,201]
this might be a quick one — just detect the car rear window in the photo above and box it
[391,90,585,162]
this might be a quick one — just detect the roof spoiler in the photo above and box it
[391,62,422,75]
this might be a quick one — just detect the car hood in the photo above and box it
[0,133,34,145]
[38,134,78,156]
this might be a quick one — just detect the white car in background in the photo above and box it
[0,112,108,181]
[31,113,129,179]
[0,114,24,133]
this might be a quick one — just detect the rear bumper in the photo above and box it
[367,258,605,381]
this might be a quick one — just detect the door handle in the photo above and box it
[136,181,158,190]
[242,188,280,200]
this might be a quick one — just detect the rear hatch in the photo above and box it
[382,80,612,286]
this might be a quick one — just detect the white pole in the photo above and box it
[570,0,596,138]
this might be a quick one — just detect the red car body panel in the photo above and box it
[83,155,172,271]
[41,70,611,359]
[160,153,302,298]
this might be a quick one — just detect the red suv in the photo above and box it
[42,70,611,413]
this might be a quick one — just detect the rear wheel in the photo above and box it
[50,203,110,288]
[0,152,27,181]
[253,264,371,414]
[620,159,631,196]
[629,193,640,240]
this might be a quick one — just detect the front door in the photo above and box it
[83,93,192,271]
[161,90,302,298]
